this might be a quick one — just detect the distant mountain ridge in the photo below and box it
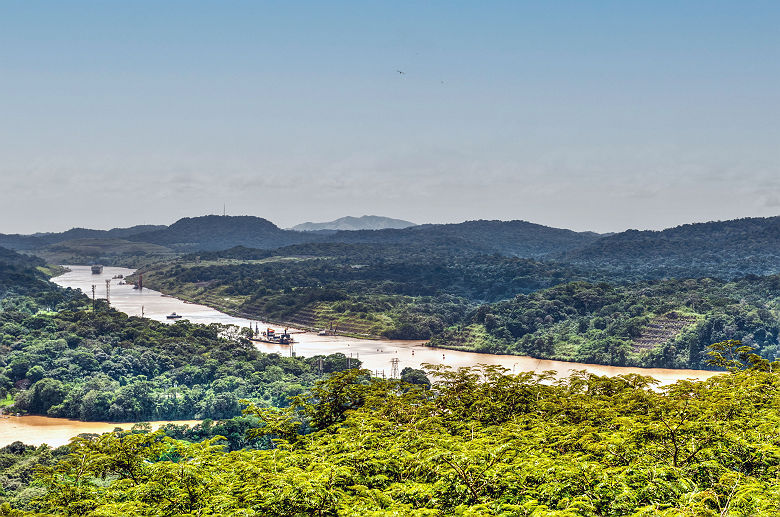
[122,215,600,257]
[128,215,314,251]
[561,216,780,279]
[0,224,166,251]
[292,215,416,232]
[8,214,780,279]
[325,220,603,258]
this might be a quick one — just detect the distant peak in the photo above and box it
[291,215,417,232]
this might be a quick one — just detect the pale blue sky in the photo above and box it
[1,1,779,233]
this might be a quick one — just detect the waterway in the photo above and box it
[0,416,200,448]
[0,265,722,447]
[52,265,721,385]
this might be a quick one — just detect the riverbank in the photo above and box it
[51,265,722,384]
[128,269,356,336]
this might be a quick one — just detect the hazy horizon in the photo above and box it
[2,2,779,234]
[5,211,780,237]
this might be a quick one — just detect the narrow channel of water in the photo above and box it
[0,265,722,447]
[52,266,721,385]
[0,416,200,448]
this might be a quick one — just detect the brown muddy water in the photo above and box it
[0,415,200,448]
[0,265,722,447]
[52,266,721,384]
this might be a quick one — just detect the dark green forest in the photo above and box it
[6,212,780,514]
[7,357,780,515]
[137,237,780,369]
[435,276,780,368]
[137,242,597,340]
[0,248,358,422]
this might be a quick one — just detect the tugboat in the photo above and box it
[166,312,183,320]
[91,264,104,274]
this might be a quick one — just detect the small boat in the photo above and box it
[112,274,124,279]
[166,312,183,320]
[91,264,104,274]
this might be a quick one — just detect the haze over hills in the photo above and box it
[4,214,780,279]
[126,215,314,251]
[0,225,166,251]
[0,215,605,259]
[291,215,416,232]
[326,220,603,258]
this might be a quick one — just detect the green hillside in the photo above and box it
[10,360,780,516]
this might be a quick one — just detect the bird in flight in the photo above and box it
[397,69,405,75]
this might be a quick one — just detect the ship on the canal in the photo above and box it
[253,328,294,345]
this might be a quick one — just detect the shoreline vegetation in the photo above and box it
[128,269,383,340]
[5,213,780,513]
[128,249,780,371]
[6,360,780,515]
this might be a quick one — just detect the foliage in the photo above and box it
[127,215,313,252]
[0,305,359,421]
[10,365,780,515]
[0,252,359,422]
[138,244,597,339]
[561,216,780,280]
[434,276,780,368]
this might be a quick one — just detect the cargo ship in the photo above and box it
[91,264,103,274]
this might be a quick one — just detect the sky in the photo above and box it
[1,1,779,234]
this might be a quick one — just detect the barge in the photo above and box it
[253,328,294,345]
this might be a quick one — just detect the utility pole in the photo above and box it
[91,285,96,310]
[105,279,111,307]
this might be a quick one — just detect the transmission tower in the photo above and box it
[105,279,111,307]
[390,357,399,379]
[91,285,96,310]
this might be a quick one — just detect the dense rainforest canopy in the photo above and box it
[137,242,780,369]
[0,247,359,422]
[4,358,780,515]
[5,213,780,515]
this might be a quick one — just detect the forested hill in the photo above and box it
[0,246,48,296]
[561,216,780,279]
[15,366,780,515]
[435,276,780,369]
[325,219,603,258]
[127,215,316,251]
[0,246,42,269]
[0,224,165,251]
[121,216,604,257]
[0,246,76,308]
[11,215,780,278]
